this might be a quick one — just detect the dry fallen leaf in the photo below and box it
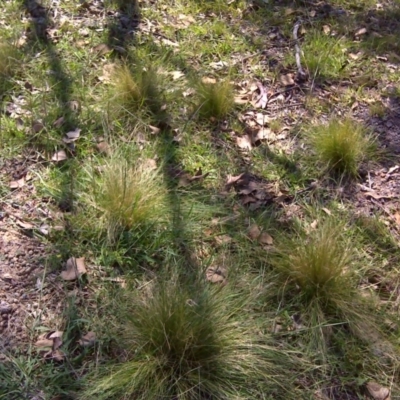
[51,150,67,162]
[225,173,245,188]
[92,43,112,56]
[35,337,53,349]
[234,95,250,105]
[214,234,232,245]
[9,177,26,189]
[148,125,161,135]
[248,224,261,240]
[79,331,96,347]
[280,74,295,86]
[366,382,390,400]
[206,267,227,285]
[321,208,331,216]
[143,158,157,170]
[170,70,185,80]
[323,25,331,35]
[355,27,367,37]
[201,76,217,84]
[96,141,110,155]
[62,128,81,144]
[255,128,275,142]
[236,135,253,150]
[32,121,44,133]
[61,257,87,281]
[255,113,269,126]
[259,231,273,245]
[16,220,34,230]
[53,116,65,128]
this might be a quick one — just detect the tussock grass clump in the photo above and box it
[301,30,348,80]
[307,118,377,177]
[84,280,293,400]
[97,158,167,240]
[0,42,21,95]
[111,63,164,120]
[273,219,355,306]
[270,219,380,355]
[196,79,234,120]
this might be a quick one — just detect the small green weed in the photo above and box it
[307,117,378,177]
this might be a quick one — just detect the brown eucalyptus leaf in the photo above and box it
[170,70,185,80]
[248,224,261,240]
[366,382,390,400]
[149,125,161,134]
[92,43,112,55]
[96,141,110,155]
[32,122,44,133]
[9,177,25,189]
[255,113,269,126]
[50,349,65,361]
[255,128,275,142]
[236,135,253,150]
[259,231,273,245]
[16,220,34,230]
[61,257,87,281]
[51,150,67,162]
[280,74,295,86]
[35,338,53,348]
[53,117,65,128]
[79,331,96,347]
[206,267,227,285]
[63,128,81,143]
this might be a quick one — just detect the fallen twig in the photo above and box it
[293,20,308,82]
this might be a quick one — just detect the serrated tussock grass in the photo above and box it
[95,157,167,242]
[83,279,296,400]
[302,29,349,81]
[196,79,234,120]
[270,219,386,357]
[110,63,166,123]
[307,117,378,177]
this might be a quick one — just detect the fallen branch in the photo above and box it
[293,20,308,82]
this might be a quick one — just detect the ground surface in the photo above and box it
[1,0,400,399]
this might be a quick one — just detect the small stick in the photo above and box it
[293,20,308,82]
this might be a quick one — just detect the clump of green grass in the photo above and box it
[110,63,164,121]
[96,158,167,241]
[273,219,355,306]
[195,79,234,120]
[270,219,381,356]
[301,30,349,81]
[0,41,21,95]
[369,101,386,118]
[83,279,293,400]
[307,117,377,177]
